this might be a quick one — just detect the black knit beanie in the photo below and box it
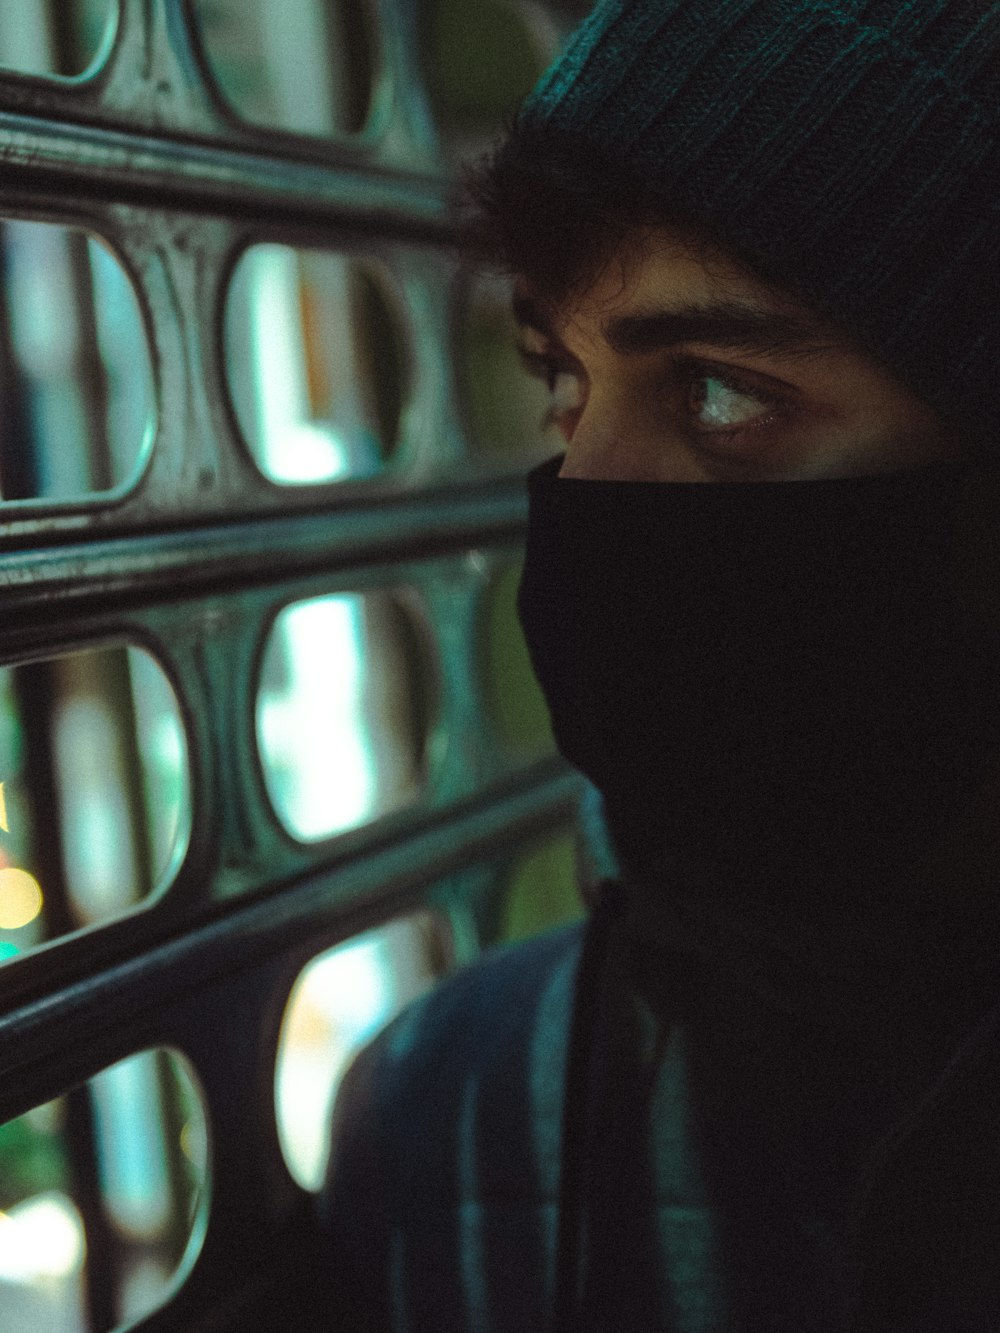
[518,0,1000,442]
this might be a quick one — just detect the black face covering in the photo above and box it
[519,454,1000,1007]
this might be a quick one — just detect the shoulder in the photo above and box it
[324,919,585,1209]
[316,922,586,1328]
[341,920,583,1144]
[377,921,585,1092]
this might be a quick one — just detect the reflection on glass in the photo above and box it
[460,273,555,463]
[0,868,43,930]
[226,246,407,484]
[0,1049,207,1333]
[275,913,444,1190]
[257,591,435,841]
[0,644,190,963]
[480,563,555,758]
[0,220,152,502]
[192,0,374,137]
[0,0,116,78]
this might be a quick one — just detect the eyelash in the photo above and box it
[517,347,793,443]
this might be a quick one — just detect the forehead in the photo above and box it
[578,228,764,308]
[526,224,804,313]
[514,225,837,358]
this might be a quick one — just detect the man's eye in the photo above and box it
[686,373,779,432]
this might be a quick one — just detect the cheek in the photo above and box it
[810,359,954,467]
[868,390,958,464]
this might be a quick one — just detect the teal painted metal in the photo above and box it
[0,3,581,1327]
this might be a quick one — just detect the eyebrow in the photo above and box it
[512,292,836,361]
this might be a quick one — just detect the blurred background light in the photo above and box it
[0,868,43,930]
[0,1050,207,1332]
[191,0,375,139]
[257,591,435,842]
[275,914,445,1190]
[0,1193,86,1284]
[0,221,152,503]
[226,244,407,485]
[0,643,190,965]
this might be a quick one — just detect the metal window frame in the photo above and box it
[0,2,583,1327]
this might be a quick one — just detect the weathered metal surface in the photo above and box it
[0,3,579,1327]
[0,757,582,1118]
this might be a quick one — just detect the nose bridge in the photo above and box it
[559,379,691,481]
[559,378,639,479]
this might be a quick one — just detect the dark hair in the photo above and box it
[458,1,1000,447]
[458,116,713,312]
[457,114,789,334]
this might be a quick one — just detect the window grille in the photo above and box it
[0,2,588,1328]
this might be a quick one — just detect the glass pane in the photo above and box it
[459,273,556,464]
[0,0,116,79]
[226,246,407,484]
[0,1049,207,1332]
[0,645,190,964]
[420,0,551,165]
[500,828,583,943]
[275,913,445,1190]
[192,0,375,138]
[479,562,555,758]
[256,591,436,841]
[0,221,152,502]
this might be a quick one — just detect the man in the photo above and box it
[319,1,1000,1327]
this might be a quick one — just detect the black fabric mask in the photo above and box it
[519,454,1000,1005]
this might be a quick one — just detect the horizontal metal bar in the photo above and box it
[0,108,452,237]
[0,478,528,620]
[0,760,583,1117]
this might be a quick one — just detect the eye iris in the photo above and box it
[692,376,761,427]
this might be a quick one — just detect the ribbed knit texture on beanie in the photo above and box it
[521,0,1000,442]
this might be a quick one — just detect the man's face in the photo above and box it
[513,228,959,482]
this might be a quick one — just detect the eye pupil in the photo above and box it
[689,378,709,414]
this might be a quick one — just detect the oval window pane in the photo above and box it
[479,562,555,759]
[0,1049,207,1331]
[0,644,190,964]
[420,0,551,165]
[275,912,446,1190]
[0,221,152,502]
[192,0,375,138]
[226,247,408,484]
[257,591,436,841]
[0,0,116,79]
